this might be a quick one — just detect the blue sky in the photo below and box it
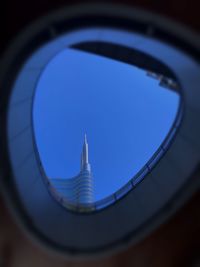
[33,48,179,201]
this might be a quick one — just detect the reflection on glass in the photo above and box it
[33,47,180,211]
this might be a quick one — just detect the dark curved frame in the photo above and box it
[0,4,200,258]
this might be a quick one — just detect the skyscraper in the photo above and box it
[49,135,94,209]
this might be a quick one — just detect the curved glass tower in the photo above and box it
[49,135,94,208]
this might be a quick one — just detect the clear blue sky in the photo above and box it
[33,48,179,201]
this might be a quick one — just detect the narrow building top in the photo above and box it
[81,133,89,169]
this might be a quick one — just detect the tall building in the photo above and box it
[49,135,94,208]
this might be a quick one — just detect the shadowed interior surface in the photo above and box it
[1,6,200,255]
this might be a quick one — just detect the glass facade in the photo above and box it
[49,135,94,208]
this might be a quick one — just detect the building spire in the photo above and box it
[81,133,89,170]
[84,133,87,145]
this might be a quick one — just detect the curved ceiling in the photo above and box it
[0,4,200,258]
